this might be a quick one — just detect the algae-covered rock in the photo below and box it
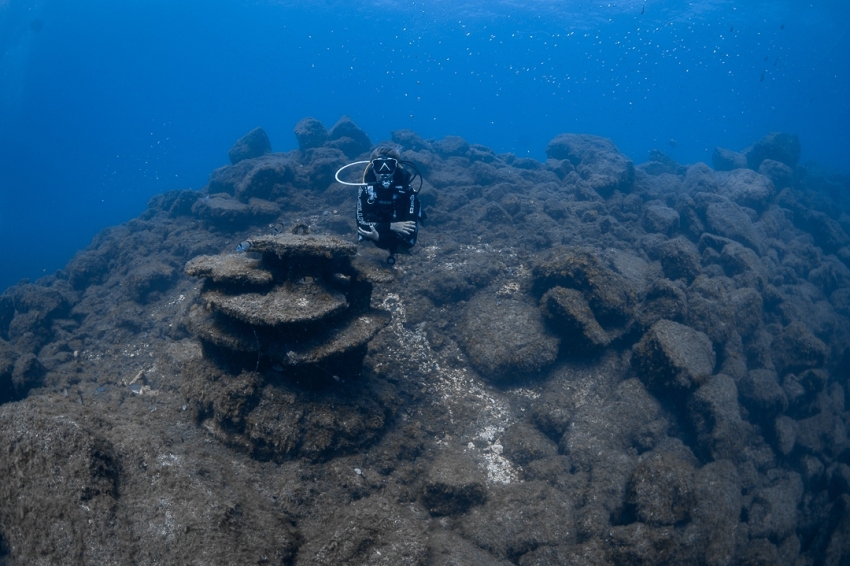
[228,127,271,164]
[293,116,328,151]
[746,132,801,170]
[265,310,391,366]
[182,232,393,461]
[540,286,610,351]
[459,294,559,384]
[532,246,636,327]
[184,254,273,287]
[421,451,488,516]
[633,319,715,398]
[201,284,348,326]
[295,495,427,565]
[247,233,357,261]
[546,134,635,197]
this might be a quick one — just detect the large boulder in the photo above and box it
[502,422,559,467]
[458,295,559,384]
[759,159,795,189]
[687,374,765,462]
[655,237,702,283]
[0,406,119,563]
[540,286,611,351]
[227,127,271,164]
[191,196,254,228]
[719,168,775,212]
[233,154,296,200]
[420,451,488,515]
[738,369,788,421]
[746,132,801,170]
[295,495,428,565]
[684,163,720,194]
[459,481,574,561]
[626,443,698,526]
[206,154,296,201]
[433,135,470,158]
[713,147,747,171]
[293,117,327,151]
[327,115,371,158]
[683,460,741,564]
[772,323,828,376]
[532,246,636,328]
[643,203,680,235]
[632,319,715,400]
[546,134,635,197]
[705,199,763,251]
[746,472,804,541]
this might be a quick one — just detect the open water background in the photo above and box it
[0,0,848,291]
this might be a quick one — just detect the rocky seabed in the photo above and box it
[1,117,849,565]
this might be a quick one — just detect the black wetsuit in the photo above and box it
[356,166,422,254]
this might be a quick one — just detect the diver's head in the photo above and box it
[369,146,401,189]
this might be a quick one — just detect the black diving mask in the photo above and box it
[372,157,398,175]
[372,157,398,188]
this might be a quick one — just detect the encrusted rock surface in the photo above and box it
[185,254,274,286]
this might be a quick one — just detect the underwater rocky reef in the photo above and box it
[1,116,849,565]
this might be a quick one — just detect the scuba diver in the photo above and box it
[336,146,424,265]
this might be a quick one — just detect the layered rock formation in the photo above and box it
[179,231,394,462]
[185,232,389,376]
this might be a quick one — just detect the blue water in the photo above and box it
[1,0,848,291]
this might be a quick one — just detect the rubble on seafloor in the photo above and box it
[0,118,849,565]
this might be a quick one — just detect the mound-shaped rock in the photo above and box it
[713,146,747,171]
[295,495,427,565]
[540,286,611,351]
[0,409,120,562]
[747,132,801,171]
[228,127,271,164]
[293,116,328,151]
[327,115,372,159]
[184,254,274,287]
[459,481,575,561]
[705,199,763,251]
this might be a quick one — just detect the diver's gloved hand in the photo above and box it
[358,226,380,241]
[390,221,416,236]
